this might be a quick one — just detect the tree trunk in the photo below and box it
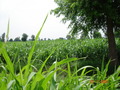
[106,17,119,66]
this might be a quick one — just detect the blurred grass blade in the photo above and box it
[102,60,110,79]
[67,62,71,83]
[48,57,81,72]
[50,76,57,90]
[24,14,48,79]
[31,50,55,90]
[28,14,48,64]
[41,69,59,90]
[23,72,36,89]
[7,80,15,89]
[0,42,4,54]
[1,47,21,87]
[2,47,14,76]
[38,49,55,74]
[6,19,10,42]
[72,66,94,76]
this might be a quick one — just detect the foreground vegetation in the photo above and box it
[0,38,120,90]
[2,38,120,71]
[0,15,120,90]
[1,39,108,71]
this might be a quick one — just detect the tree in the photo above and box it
[114,30,120,38]
[80,30,90,39]
[1,33,5,42]
[31,35,35,41]
[9,38,13,42]
[93,31,102,38]
[48,38,51,40]
[0,36,1,41]
[21,33,28,41]
[44,38,46,41]
[66,34,72,39]
[52,0,120,66]
[58,37,65,40]
[14,37,21,41]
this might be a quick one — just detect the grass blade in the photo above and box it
[6,19,10,42]
[24,14,48,80]
[31,50,55,90]
[48,57,84,72]
[2,47,14,76]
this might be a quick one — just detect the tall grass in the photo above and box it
[0,15,120,90]
[5,38,110,70]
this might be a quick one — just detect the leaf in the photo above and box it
[7,80,15,89]
[48,57,80,72]
[6,19,10,42]
[24,14,48,81]
[50,76,56,90]
[72,66,94,76]
[0,41,4,55]
[31,50,54,90]
[23,72,36,89]
[2,47,14,76]
[42,69,59,90]
[67,62,71,83]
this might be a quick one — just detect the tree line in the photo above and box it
[0,31,119,42]
[0,33,35,42]
[0,30,105,42]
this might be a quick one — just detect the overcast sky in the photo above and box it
[0,0,70,40]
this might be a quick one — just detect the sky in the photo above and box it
[0,0,70,40]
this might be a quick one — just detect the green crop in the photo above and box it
[0,15,120,90]
[4,39,109,70]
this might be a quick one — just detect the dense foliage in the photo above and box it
[0,39,119,71]
[52,0,120,35]
[21,33,28,41]
[52,0,120,66]
[0,39,120,89]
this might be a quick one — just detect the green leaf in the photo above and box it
[50,76,56,90]
[48,57,80,72]
[24,14,48,81]
[2,47,14,76]
[23,72,36,89]
[7,80,15,89]
[6,19,10,42]
[31,50,54,90]
[0,42,4,55]
[42,69,59,90]
[67,62,71,83]
[72,66,94,76]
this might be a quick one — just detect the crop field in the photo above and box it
[4,39,120,67]
[1,0,120,89]
[3,39,108,70]
[0,38,120,89]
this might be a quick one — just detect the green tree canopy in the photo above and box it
[114,29,120,38]
[1,33,5,42]
[21,33,28,41]
[66,34,72,39]
[9,38,13,42]
[52,0,120,34]
[31,35,35,41]
[93,31,102,38]
[14,37,21,41]
[52,0,120,66]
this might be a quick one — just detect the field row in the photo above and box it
[2,38,119,71]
